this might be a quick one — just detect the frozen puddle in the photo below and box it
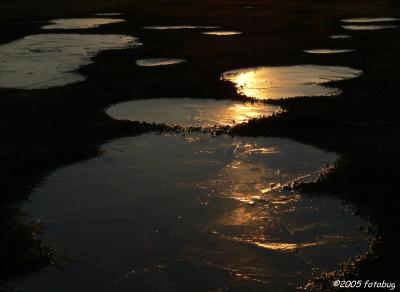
[221,65,362,100]
[202,31,242,36]
[42,18,125,29]
[343,24,398,30]
[0,34,141,89]
[17,133,369,292]
[341,17,399,23]
[143,25,218,30]
[330,34,352,39]
[304,49,355,54]
[106,98,280,127]
[135,58,186,67]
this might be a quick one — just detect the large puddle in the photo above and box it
[0,34,141,89]
[221,65,362,100]
[17,133,369,291]
[135,58,186,67]
[41,18,125,30]
[106,98,280,127]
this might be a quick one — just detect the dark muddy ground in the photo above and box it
[1,0,399,289]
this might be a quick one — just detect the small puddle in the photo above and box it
[17,133,369,291]
[0,34,141,89]
[330,34,352,39]
[341,17,399,23]
[143,25,219,30]
[304,49,355,54]
[221,65,362,100]
[106,98,280,127]
[135,58,186,67]
[342,24,398,30]
[95,13,123,16]
[202,31,242,36]
[41,18,125,29]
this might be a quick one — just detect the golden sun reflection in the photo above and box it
[217,103,278,125]
[221,65,362,100]
[106,98,280,127]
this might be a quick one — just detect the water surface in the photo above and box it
[341,17,399,23]
[202,31,242,36]
[42,18,125,29]
[136,58,186,67]
[304,49,354,54]
[143,25,218,30]
[221,65,362,100]
[106,98,280,127]
[330,34,352,39]
[343,25,398,30]
[18,133,369,291]
[0,34,140,89]
[95,13,123,16]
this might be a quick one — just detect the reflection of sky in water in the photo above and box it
[343,24,399,30]
[0,34,140,89]
[94,13,123,16]
[135,58,186,67]
[341,17,399,23]
[42,18,125,29]
[202,31,242,36]
[106,98,280,127]
[18,133,369,292]
[143,25,219,30]
[330,34,352,39]
[221,65,362,100]
[304,49,354,54]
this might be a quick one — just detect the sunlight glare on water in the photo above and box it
[221,65,362,100]
[106,98,280,127]
[17,133,370,292]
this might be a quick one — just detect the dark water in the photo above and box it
[17,133,369,292]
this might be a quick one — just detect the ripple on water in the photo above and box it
[18,133,369,291]
[0,34,141,89]
[221,65,362,100]
[304,49,355,54]
[41,18,125,29]
[106,98,280,127]
[135,58,186,67]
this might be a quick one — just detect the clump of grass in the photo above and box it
[0,207,54,282]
